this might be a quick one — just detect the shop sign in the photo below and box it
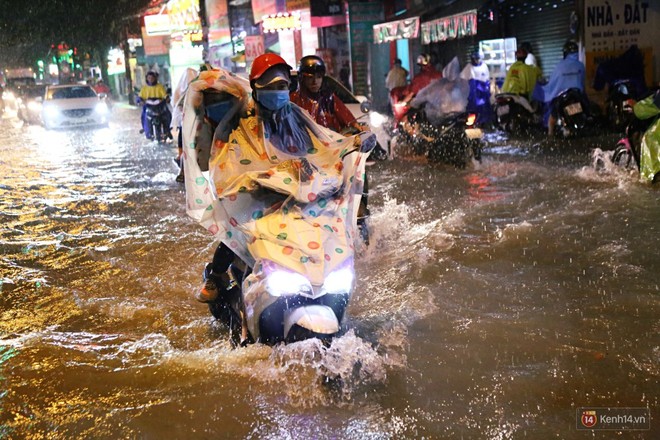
[373,16,419,44]
[107,48,125,75]
[421,10,477,44]
[245,35,265,64]
[144,14,171,36]
[584,0,657,52]
[262,12,302,33]
[286,0,310,12]
[167,0,201,33]
[252,0,282,23]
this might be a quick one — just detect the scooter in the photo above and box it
[552,88,589,138]
[204,140,370,345]
[493,93,540,133]
[180,68,372,346]
[611,112,655,174]
[144,98,172,142]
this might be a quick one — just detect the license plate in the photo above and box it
[564,102,582,116]
[497,105,509,116]
[465,128,483,139]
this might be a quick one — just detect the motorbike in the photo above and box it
[605,79,637,132]
[180,68,372,346]
[206,144,370,345]
[493,93,541,133]
[144,98,172,142]
[552,88,589,137]
[391,105,482,168]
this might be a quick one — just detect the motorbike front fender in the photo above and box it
[283,305,340,339]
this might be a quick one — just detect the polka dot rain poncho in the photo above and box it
[181,68,372,287]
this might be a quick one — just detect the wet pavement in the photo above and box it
[0,105,658,439]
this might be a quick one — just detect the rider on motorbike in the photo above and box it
[139,71,171,140]
[502,48,542,103]
[632,89,660,183]
[409,57,469,126]
[196,53,375,303]
[290,55,364,134]
[542,41,586,136]
[402,53,442,105]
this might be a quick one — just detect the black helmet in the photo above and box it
[563,40,578,58]
[145,71,158,82]
[298,55,326,76]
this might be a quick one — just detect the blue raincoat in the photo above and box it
[542,53,585,103]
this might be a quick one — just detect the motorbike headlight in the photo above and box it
[264,261,313,297]
[95,102,109,114]
[322,258,355,294]
[369,111,387,128]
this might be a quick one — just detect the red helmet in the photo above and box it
[249,53,292,83]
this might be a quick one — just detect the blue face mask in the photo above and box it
[206,100,234,124]
[257,89,290,111]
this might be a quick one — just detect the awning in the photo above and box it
[372,16,420,44]
[421,9,477,44]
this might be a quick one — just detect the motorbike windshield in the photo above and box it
[411,76,470,124]
[181,68,371,285]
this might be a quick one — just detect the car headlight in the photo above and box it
[3,91,15,101]
[264,261,313,297]
[44,105,59,117]
[322,258,354,294]
[95,102,109,114]
[27,101,42,112]
[369,111,388,128]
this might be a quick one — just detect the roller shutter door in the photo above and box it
[502,0,577,76]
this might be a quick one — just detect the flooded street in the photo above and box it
[1,106,658,439]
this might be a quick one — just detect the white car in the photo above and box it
[41,84,110,129]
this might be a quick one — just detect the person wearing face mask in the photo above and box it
[290,55,363,134]
[195,53,376,303]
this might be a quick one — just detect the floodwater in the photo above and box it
[0,106,658,439]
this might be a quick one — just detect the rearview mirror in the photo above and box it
[360,101,371,114]
[98,93,107,99]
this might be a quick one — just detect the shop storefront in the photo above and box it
[498,0,577,77]
[373,15,420,75]
[311,0,349,86]
[410,0,578,84]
